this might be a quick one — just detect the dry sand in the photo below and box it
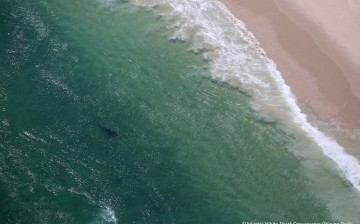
[219,0,360,131]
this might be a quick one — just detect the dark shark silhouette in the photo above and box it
[98,125,118,137]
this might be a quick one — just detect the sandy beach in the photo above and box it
[219,0,360,155]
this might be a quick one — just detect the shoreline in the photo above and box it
[133,0,360,190]
[219,0,360,158]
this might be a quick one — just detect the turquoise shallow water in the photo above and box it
[0,0,346,223]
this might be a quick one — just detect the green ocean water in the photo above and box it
[0,0,338,223]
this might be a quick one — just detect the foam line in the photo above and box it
[131,0,360,190]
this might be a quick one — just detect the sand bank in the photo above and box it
[219,0,360,149]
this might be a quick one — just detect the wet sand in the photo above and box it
[219,0,360,155]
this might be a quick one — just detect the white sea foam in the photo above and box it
[1,119,9,127]
[23,131,46,143]
[131,0,360,190]
[91,206,118,224]
[102,206,118,223]
[68,189,118,223]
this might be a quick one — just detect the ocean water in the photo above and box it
[0,0,359,223]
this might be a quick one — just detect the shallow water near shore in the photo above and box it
[0,0,359,223]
